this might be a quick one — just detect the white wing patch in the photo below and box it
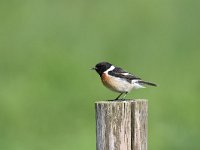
[121,73,129,75]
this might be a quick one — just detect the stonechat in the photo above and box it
[92,62,157,100]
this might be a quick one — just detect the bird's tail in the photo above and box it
[138,80,157,87]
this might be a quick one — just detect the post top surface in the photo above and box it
[95,99,148,104]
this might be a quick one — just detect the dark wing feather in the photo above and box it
[108,67,141,83]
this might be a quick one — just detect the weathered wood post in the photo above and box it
[95,100,148,150]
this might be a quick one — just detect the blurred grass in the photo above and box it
[0,0,200,150]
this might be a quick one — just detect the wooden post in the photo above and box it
[95,100,148,150]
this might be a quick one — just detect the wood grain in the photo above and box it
[95,100,148,150]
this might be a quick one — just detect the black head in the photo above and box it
[92,62,112,76]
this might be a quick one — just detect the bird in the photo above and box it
[91,62,157,100]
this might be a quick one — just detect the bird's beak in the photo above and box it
[90,67,96,70]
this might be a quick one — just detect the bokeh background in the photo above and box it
[0,0,200,150]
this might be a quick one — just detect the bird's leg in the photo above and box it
[122,92,128,100]
[115,93,123,100]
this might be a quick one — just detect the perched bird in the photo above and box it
[92,62,157,100]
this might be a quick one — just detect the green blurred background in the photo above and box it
[0,0,200,150]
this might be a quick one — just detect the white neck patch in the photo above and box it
[104,65,115,73]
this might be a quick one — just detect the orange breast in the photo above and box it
[101,73,118,92]
[101,73,109,85]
